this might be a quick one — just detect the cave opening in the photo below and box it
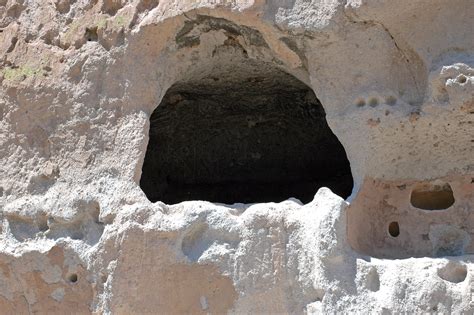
[410,182,455,210]
[140,58,353,205]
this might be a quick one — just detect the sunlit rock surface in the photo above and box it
[0,0,473,313]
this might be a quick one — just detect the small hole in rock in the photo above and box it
[85,27,98,42]
[410,182,455,210]
[388,222,400,237]
[386,96,397,106]
[457,75,467,84]
[68,273,78,283]
[368,97,379,107]
[356,99,366,107]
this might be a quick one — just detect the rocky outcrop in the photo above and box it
[0,0,473,313]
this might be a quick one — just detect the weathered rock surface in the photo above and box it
[0,0,473,313]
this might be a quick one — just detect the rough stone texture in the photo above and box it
[0,0,473,313]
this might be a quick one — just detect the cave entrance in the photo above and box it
[140,58,353,205]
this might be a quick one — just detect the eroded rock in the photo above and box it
[0,0,473,313]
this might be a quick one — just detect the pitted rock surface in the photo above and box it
[0,0,473,313]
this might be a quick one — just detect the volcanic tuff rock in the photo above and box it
[0,0,473,313]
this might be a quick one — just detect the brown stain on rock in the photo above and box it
[0,246,93,314]
[114,263,238,314]
[460,99,474,113]
[348,175,474,258]
[367,118,381,127]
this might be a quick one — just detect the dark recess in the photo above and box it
[140,61,353,204]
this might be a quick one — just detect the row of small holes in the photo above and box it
[356,96,397,108]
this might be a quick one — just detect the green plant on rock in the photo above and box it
[115,15,126,27]
[1,65,44,82]
[97,17,108,29]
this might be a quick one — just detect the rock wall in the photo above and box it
[0,0,473,313]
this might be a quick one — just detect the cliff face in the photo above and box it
[0,0,473,313]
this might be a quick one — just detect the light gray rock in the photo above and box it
[0,0,473,313]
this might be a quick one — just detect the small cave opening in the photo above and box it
[410,182,455,210]
[68,273,78,283]
[388,221,400,238]
[140,58,353,205]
